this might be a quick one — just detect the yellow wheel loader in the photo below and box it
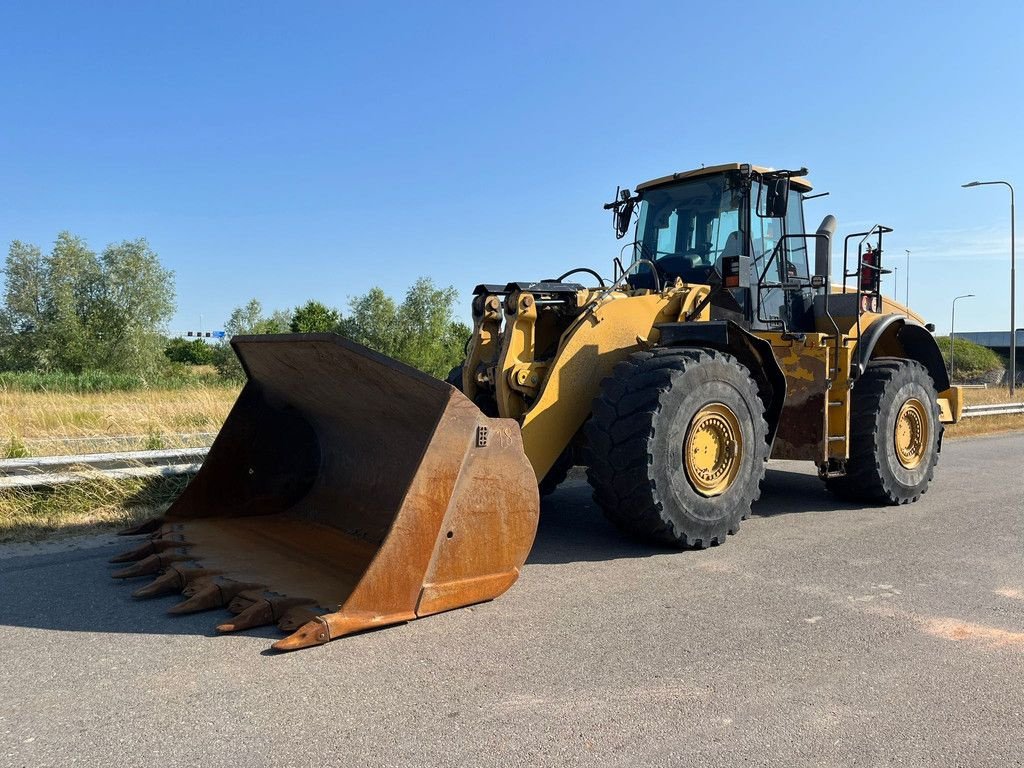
[111,163,962,651]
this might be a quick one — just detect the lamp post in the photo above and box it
[950,293,976,383]
[962,179,1016,394]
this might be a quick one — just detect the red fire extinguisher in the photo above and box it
[860,244,880,312]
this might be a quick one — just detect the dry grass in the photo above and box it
[945,386,1024,439]
[0,381,1019,544]
[0,386,238,542]
[0,386,239,456]
[0,473,189,543]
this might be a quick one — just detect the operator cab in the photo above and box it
[619,163,817,332]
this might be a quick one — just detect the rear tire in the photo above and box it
[584,348,770,548]
[825,359,941,504]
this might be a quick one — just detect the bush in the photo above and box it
[936,336,1003,378]
[0,367,230,393]
[164,337,216,366]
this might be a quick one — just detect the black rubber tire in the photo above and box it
[445,365,464,388]
[445,364,498,417]
[584,347,770,548]
[825,358,941,504]
[539,447,574,497]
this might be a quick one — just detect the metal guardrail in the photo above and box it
[961,402,1024,418]
[0,448,208,489]
[17,432,218,451]
[1,403,1022,489]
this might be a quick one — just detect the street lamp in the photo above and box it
[962,179,1016,394]
[950,293,976,383]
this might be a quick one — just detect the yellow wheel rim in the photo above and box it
[684,403,742,497]
[894,397,929,469]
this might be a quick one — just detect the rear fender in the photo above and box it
[854,315,951,392]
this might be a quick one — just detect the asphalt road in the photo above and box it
[2,433,1023,767]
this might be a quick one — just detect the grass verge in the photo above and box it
[945,387,1024,439]
[0,384,1020,545]
[0,386,238,456]
[0,473,189,543]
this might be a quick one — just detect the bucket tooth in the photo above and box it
[109,541,158,564]
[168,584,223,615]
[216,600,274,633]
[132,567,219,599]
[217,594,316,634]
[218,579,263,601]
[117,516,165,536]
[132,569,186,599]
[226,590,262,615]
[108,538,189,564]
[272,617,331,652]
[277,605,325,633]
[111,552,188,579]
[111,554,165,579]
[181,576,213,598]
[170,578,264,615]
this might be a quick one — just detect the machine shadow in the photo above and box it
[526,464,862,565]
[0,466,857,639]
[0,541,281,640]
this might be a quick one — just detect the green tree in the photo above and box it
[0,241,46,369]
[223,298,266,337]
[0,232,175,376]
[213,299,292,379]
[165,337,215,365]
[339,287,400,358]
[89,238,176,374]
[290,300,341,333]
[42,232,102,371]
[339,277,470,379]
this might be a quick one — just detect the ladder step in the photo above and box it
[827,436,846,442]
[828,400,844,407]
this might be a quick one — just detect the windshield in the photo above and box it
[633,175,742,283]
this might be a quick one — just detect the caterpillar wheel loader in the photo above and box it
[111,163,962,651]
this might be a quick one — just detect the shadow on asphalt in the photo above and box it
[0,466,855,637]
[528,465,858,565]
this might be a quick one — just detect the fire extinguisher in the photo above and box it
[860,244,880,312]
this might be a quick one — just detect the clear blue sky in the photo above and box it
[1,1,1021,335]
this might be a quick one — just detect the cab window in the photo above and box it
[633,175,742,283]
[747,181,782,283]
[784,187,808,280]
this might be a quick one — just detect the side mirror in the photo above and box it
[764,178,790,218]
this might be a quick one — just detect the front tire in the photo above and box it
[584,348,770,548]
[825,359,941,504]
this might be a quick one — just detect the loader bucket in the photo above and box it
[110,333,540,651]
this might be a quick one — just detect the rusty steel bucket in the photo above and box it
[109,333,540,651]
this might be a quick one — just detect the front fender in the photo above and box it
[655,320,787,447]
